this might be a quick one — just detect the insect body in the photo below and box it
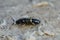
[16,18,40,25]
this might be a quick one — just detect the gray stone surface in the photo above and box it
[0,0,60,40]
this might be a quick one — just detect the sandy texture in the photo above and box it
[0,0,60,40]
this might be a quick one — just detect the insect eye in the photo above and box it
[32,19,40,24]
[16,19,22,24]
[16,21,20,24]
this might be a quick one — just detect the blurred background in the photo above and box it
[0,0,60,40]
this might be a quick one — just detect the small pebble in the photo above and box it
[44,31,55,37]
[32,1,54,8]
[32,2,49,8]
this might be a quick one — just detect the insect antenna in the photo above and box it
[10,16,16,25]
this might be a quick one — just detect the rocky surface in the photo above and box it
[0,0,60,40]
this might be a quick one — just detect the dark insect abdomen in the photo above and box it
[16,18,30,24]
[16,18,40,25]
